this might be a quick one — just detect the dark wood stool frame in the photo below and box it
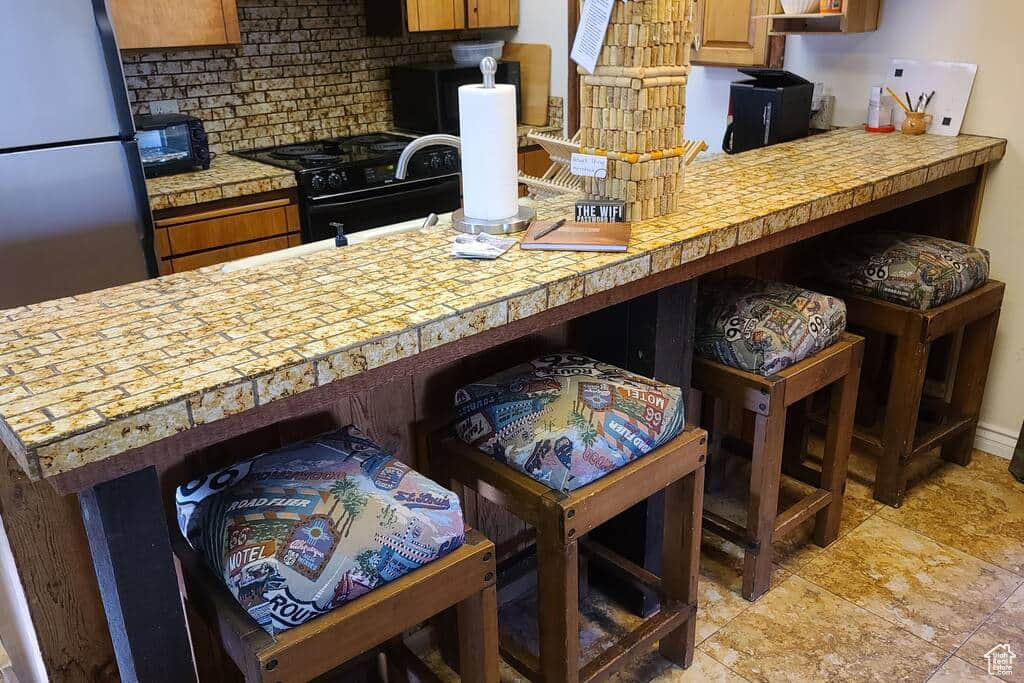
[693,332,864,601]
[430,427,707,683]
[176,528,499,682]
[840,280,1005,507]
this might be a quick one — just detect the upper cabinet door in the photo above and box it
[692,0,770,67]
[467,0,518,29]
[109,0,241,50]
[407,0,465,31]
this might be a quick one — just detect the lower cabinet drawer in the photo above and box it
[153,194,302,273]
[163,205,291,256]
[169,236,292,272]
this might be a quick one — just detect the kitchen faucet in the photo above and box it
[394,134,461,180]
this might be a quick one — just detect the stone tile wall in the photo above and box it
[122,0,476,153]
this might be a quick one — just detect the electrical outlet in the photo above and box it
[150,100,179,115]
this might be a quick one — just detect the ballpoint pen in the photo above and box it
[533,218,567,240]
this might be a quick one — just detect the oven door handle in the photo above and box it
[309,173,460,204]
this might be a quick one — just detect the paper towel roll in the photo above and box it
[458,83,519,221]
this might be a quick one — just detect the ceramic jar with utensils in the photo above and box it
[902,111,933,135]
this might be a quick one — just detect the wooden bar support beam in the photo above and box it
[79,467,197,683]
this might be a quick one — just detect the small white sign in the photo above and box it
[570,153,608,179]
[570,0,615,75]
[985,644,1016,677]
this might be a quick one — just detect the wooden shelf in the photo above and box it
[757,0,880,34]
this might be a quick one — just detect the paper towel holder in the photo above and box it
[453,57,536,235]
[452,205,536,235]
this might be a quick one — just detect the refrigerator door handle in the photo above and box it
[123,140,160,278]
[92,0,136,139]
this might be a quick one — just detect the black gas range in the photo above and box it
[234,132,461,243]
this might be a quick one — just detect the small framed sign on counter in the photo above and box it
[576,199,626,223]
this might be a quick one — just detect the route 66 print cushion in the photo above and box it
[453,354,685,492]
[175,425,465,635]
[818,231,990,310]
[695,278,847,376]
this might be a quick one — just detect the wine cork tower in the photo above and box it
[580,0,693,221]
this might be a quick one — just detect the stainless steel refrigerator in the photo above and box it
[0,0,156,309]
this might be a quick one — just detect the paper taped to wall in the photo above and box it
[571,0,615,74]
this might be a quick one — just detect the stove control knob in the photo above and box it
[327,172,343,189]
[310,174,326,192]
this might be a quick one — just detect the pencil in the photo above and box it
[924,90,936,110]
[888,88,914,115]
[533,218,567,240]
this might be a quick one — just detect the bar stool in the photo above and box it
[692,278,864,601]
[430,354,707,683]
[817,231,1004,507]
[174,425,499,682]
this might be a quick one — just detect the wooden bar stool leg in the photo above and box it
[782,398,810,475]
[876,327,930,507]
[743,409,786,601]
[457,585,500,683]
[941,308,1001,466]
[537,513,580,683]
[814,347,863,547]
[704,394,730,492]
[658,466,705,668]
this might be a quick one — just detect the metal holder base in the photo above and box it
[452,205,536,235]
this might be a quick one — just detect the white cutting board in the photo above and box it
[885,59,978,136]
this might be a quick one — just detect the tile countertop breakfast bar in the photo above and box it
[0,128,1007,680]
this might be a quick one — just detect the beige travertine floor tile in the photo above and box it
[701,447,882,572]
[878,451,1024,576]
[797,516,1021,651]
[700,574,948,682]
[956,582,1024,679]
[927,656,994,682]
[696,540,760,642]
[649,651,750,682]
[499,584,644,669]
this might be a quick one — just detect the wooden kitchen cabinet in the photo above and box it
[467,0,518,29]
[366,0,516,34]
[692,0,772,67]
[152,191,300,275]
[109,0,241,50]
[407,0,465,31]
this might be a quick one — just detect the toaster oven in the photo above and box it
[134,113,211,178]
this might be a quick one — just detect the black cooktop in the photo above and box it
[233,133,418,172]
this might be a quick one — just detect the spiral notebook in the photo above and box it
[520,220,631,252]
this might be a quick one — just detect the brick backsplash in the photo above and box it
[122,0,479,154]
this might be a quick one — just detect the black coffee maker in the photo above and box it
[723,69,814,154]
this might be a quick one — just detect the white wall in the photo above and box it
[683,65,742,153]
[783,0,1024,451]
[503,0,570,123]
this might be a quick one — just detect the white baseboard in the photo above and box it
[974,422,1019,460]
